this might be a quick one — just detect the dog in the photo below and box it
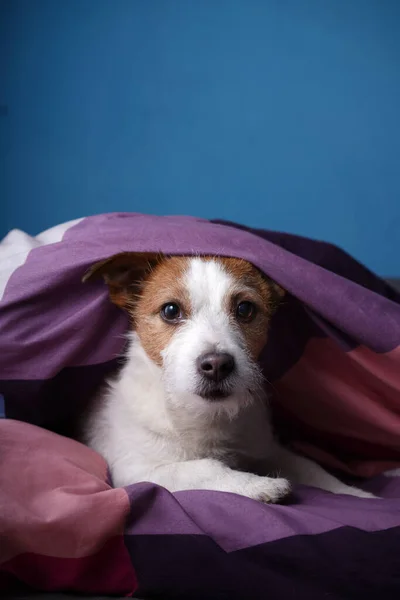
[82,252,374,502]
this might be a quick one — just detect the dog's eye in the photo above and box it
[161,303,182,322]
[236,301,256,322]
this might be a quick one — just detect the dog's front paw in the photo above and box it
[245,476,292,504]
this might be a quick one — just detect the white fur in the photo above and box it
[83,258,375,501]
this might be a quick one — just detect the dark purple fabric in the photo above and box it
[124,476,400,599]
[125,481,400,549]
[0,359,121,435]
[127,528,400,600]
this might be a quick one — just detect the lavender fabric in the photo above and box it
[1,213,400,598]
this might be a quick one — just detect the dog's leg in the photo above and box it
[272,446,376,498]
[113,458,291,503]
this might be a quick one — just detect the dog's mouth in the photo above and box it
[196,382,233,401]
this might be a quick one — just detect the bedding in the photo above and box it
[0,419,136,596]
[0,213,399,599]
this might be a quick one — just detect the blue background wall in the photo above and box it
[1,0,399,274]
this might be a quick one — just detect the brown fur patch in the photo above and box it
[216,257,284,360]
[134,257,191,365]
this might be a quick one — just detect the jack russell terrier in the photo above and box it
[82,253,374,502]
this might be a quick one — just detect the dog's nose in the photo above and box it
[196,352,235,382]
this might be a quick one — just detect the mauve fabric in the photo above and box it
[0,420,137,596]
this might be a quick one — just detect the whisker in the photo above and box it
[263,376,279,397]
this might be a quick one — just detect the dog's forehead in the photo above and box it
[185,258,235,310]
[184,256,268,310]
[144,255,267,310]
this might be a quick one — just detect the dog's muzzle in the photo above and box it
[196,352,236,400]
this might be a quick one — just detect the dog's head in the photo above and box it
[84,253,284,413]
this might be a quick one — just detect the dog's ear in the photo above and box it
[82,251,163,309]
[270,282,285,300]
[262,276,285,313]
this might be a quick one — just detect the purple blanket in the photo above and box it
[1,213,400,599]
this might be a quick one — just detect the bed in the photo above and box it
[1,213,399,599]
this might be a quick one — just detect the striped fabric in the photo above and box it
[0,213,399,598]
